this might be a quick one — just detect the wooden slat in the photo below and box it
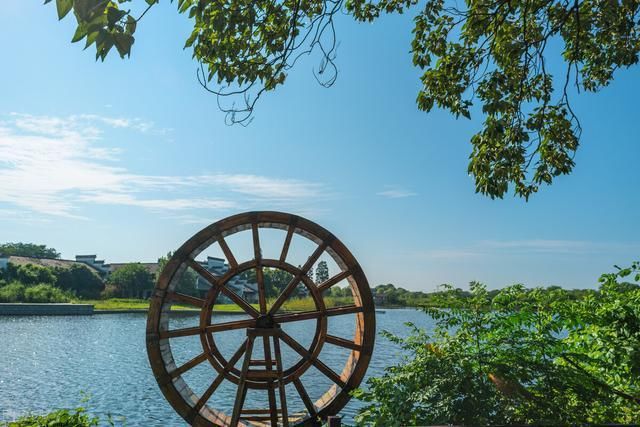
[218,235,238,269]
[187,258,260,318]
[325,334,361,351]
[246,370,280,379]
[160,326,202,339]
[273,305,363,323]
[293,377,316,417]
[230,336,255,426]
[280,331,346,388]
[241,409,281,415]
[194,339,248,413]
[279,223,295,263]
[168,291,205,308]
[170,352,208,378]
[205,318,256,333]
[317,270,351,293]
[269,241,328,314]
[249,359,275,366]
[273,335,289,427]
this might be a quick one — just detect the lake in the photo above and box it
[0,309,433,425]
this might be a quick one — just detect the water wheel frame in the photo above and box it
[146,211,376,426]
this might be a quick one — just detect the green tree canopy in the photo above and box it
[105,263,155,298]
[47,0,640,199]
[0,242,60,259]
[55,264,105,299]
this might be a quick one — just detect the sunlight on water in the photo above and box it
[0,309,433,425]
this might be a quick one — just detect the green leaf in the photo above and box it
[55,0,73,19]
[125,15,137,34]
[113,33,134,58]
[107,7,128,29]
[71,23,88,43]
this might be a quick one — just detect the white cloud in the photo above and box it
[377,185,417,199]
[0,113,328,220]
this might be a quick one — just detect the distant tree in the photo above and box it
[315,261,330,284]
[0,242,60,259]
[264,268,294,299]
[106,263,154,299]
[157,252,198,295]
[55,264,104,299]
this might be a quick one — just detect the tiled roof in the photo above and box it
[6,256,103,275]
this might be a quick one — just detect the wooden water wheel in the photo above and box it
[146,211,375,426]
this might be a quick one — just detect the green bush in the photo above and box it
[55,264,104,299]
[14,264,56,286]
[2,408,98,427]
[354,262,640,425]
[0,282,26,302]
[24,284,73,303]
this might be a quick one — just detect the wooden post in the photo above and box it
[327,415,341,427]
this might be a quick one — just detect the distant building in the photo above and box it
[0,255,103,275]
[196,256,258,303]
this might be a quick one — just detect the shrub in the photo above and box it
[0,282,26,303]
[24,284,72,303]
[354,262,640,425]
[55,264,104,299]
[15,264,57,286]
[3,407,98,427]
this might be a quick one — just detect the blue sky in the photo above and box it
[1,1,638,290]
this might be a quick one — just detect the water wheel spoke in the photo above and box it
[280,331,346,388]
[325,335,361,351]
[167,291,205,308]
[217,234,238,269]
[253,222,268,314]
[160,326,202,339]
[269,242,328,314]
[272,304,363,324]
[279,222,296,263]
[273,336,289,427]
[317,270,352,293]
[187,258,260,318]
[194,339,248,413]
[170,352,208,378]
[231,337,255,425]
[293,377,317,417]
[205,318,256,333]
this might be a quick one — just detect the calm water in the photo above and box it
[0,309,432,425]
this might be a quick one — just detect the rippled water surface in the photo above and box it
[0,309,433,425]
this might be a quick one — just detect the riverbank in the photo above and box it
[0,303,94,315]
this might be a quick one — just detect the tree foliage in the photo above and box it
[2,407,99,427]
[0,262,104,299]
[315,260,330,284]
[157,252,198,295]
[105,263,154,298]
[354,262,640,424]
[55,264,105,298]
[47,0,640,198]
[0,242,60,259]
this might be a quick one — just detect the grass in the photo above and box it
[77,296,355,312]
